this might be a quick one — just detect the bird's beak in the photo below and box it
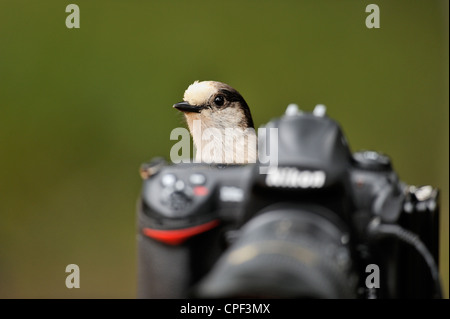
[173,101,203,113]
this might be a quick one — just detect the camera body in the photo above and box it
[137,106,441,298]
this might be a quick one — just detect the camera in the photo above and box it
[136,105,442,298]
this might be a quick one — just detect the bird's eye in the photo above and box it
[214,95,225,107]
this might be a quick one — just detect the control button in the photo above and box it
[193,186,209,196]
[285,103,300,116]
[313,104,327,117]
[220,186,244,202]
[175,180,185,191]
[189,173,206,185]
[412,185,433,202]
[161,174,176,187]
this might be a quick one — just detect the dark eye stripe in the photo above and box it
[218,88,254,128]
[219,89,241,103]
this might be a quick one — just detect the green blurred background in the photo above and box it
[0,0,448,298]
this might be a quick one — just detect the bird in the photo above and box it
[173,80,257,164]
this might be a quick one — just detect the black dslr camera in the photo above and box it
[137,105,442,299]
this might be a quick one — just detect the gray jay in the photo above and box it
[173,81,257,164]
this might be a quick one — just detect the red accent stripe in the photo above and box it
[142,220,220,245]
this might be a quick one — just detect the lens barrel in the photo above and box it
[194,204,357,298]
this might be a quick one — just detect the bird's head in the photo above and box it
[173,80,254,131]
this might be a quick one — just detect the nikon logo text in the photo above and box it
[265,167,326,188]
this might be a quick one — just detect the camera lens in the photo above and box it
[194,204,357,298]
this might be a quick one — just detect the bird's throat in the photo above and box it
[187,118,257,164]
